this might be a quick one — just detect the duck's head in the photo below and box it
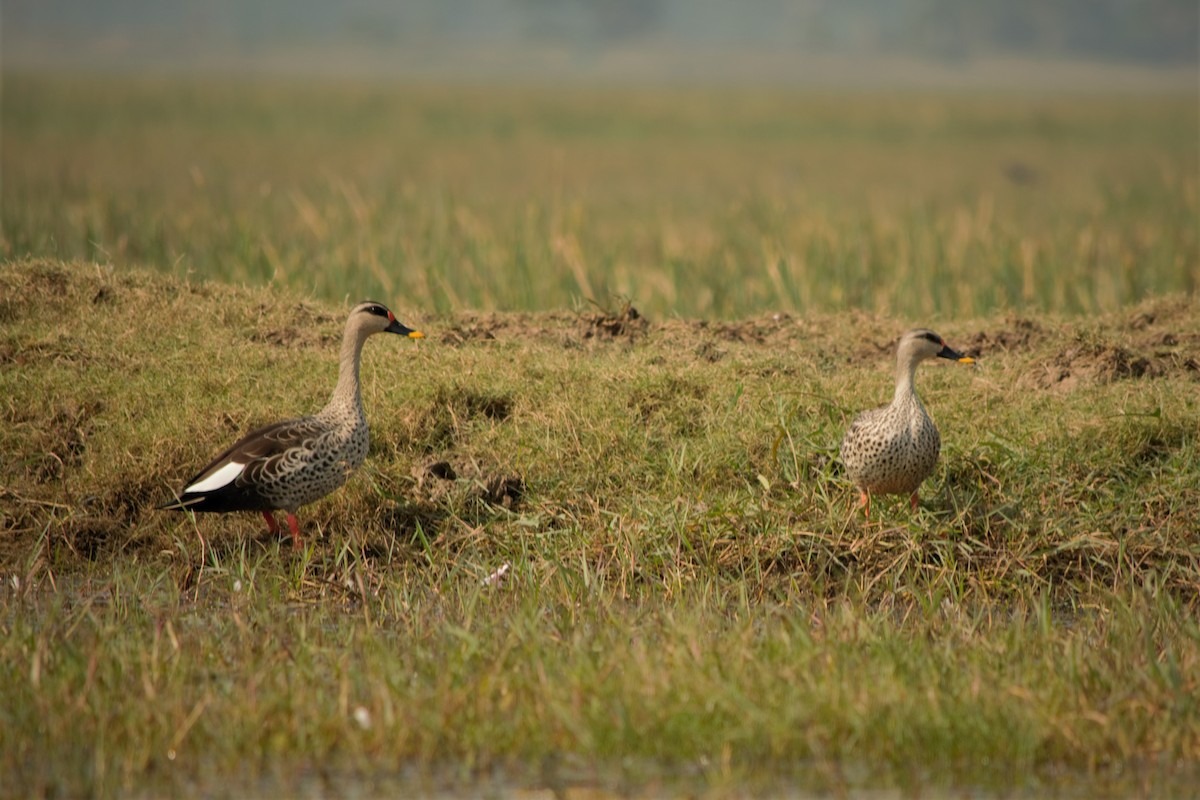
[351,301,425,340]
[898,329,974,366]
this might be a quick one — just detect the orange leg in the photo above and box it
[909,491,919,511]
[286,513,302,550]
[261,511,281,536]
[858,489,871,520]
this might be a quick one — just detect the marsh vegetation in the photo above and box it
[1,76,1198,797]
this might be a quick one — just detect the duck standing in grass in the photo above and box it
[840,329,975,519]
[160,301,424,548]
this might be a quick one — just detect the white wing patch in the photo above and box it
[185,461,246,494]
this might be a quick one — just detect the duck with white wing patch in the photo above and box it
[160,301,424,549]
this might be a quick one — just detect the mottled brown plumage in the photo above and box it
[160,301,424,548]
[840,329,974,518]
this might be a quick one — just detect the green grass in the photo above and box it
[2,74,1197,318]
[2,71,1198,796]
[2,259,1198,797]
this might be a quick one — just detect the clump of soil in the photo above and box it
[694,312,796,345]
[249,301,341,349]
[437,310,580,346]
[964,316,1044,357]
[372,497,449,544]
[579,301,647,341]
[61,516,125,561]
[1121,303,1200,375]
[249,328,340,349]
[441,319,498,345]
[1030,342,1161,391]
[11,401,103,483]
[484,475,525,509]
[444,388,513,422]
[411,458,525,510]
[1024,299,1200,391]
[694,341,726,362]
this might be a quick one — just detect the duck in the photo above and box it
[839,328,974,519]
[160,301,424,548]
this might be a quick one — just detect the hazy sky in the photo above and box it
[5,0,1197,88]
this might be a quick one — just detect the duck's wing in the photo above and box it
[159,416,329,512]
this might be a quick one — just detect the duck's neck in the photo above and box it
[323,327,367,419]
[892,355,919,405]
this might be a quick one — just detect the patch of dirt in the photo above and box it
[0,492,48,566]
[579,301,648,342]
[1123,297,1196,332]
[436,310,580,346]
[694,341,726,362]
[705,312,797,345]
[249,327,341,349]
[249,301,343,349]
[963,316,1045,358]
[1116,303,1200,378]
[8,477,167,565]
[410,457,525,511]
[500,310,793,356]
[373,499,449,544]
[441,319,498,345]
[484,475,525,509]
[423,460,458,482]
[1129,310,1158,331]
[16,401,104,483]
[59,515,129,561]
[442,387,513,421]
[101,476,162,522]
[92,284,119,306]
[1025,298,1200,390]
[1028,343,1163,391]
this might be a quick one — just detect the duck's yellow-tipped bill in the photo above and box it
[408,330,425,339]
[958,356,975,364]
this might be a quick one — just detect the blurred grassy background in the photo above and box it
[2,73,1196,318]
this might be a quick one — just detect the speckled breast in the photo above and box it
[842,402,942,496]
